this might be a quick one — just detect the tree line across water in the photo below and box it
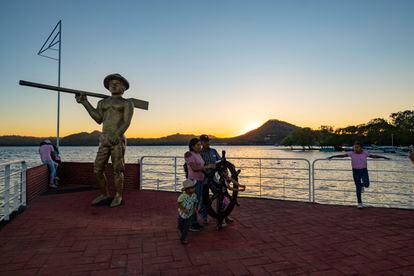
[281,110,414,148]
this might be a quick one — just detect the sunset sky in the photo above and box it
[0,0,413,138]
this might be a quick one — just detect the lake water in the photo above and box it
[1,146,414,209]
[0,145,348,168]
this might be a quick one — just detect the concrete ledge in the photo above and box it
[58,162,140,190]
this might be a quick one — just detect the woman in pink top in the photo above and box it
[184,138,216,231]
[39,139,59,188]
[328,141,389,209]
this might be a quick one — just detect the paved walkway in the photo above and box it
[0,190,413,275]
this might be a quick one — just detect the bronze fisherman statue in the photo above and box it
[75,73,134,207]
[20,74,148,208]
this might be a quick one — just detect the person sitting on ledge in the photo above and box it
[39,139,59,189]
[328,141,390,209]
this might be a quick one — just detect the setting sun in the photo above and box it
[239,121,262,135]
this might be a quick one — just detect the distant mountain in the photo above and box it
[0,135,47,146]
[0,120,299,146]
[60,131,101,146]
[218,120,299,145]
[128,133,199,146]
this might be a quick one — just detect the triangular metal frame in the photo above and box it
[38,21,61,61]
[37,20,62,148]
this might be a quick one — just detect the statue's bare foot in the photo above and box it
[91,194,111,205]
[110,196,123,208]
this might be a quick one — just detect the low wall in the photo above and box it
[58,162,140,190]
[25,162,140,204]
[26,164,49,204]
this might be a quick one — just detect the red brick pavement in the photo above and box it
[0,190,413,275]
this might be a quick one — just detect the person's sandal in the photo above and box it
[189,225,202,232]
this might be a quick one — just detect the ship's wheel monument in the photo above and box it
[203,151,244,230]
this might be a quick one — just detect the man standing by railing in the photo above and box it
[200,135,221,168]
[200,134,222,224]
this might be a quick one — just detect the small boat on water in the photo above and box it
[365,145,384,153]
[381,146,396,153]
[342,146,353,152]
[395,147,411,156]
[365,145,413,155]
[365,145,396,153]
[319,145,345,152]
[319,146,336,152]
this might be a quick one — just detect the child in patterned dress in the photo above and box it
[177,179,198,244]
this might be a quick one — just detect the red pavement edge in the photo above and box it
[0,189,413,275]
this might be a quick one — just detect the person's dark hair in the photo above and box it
[199,134,210,142]
[354,141,362,147]
[184,138,200,178]
[188,138,200,152]
[183,164,189,178]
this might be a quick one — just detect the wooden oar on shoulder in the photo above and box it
[19,80,149,110]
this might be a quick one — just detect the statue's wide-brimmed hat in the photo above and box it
[103,73,129,91]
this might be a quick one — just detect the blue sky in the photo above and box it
[0,0,413,137]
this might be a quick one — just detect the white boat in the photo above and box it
[395,147,410,156]
[365,145,384,153]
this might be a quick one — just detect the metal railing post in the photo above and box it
[4,164,10,220]
[411,186,414,208]
[259,159,262,198]
[174,157,177,192]
[21,161,27,207]
[312,160,316,202]
[306,160,311,202]
[13,179,19,211]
